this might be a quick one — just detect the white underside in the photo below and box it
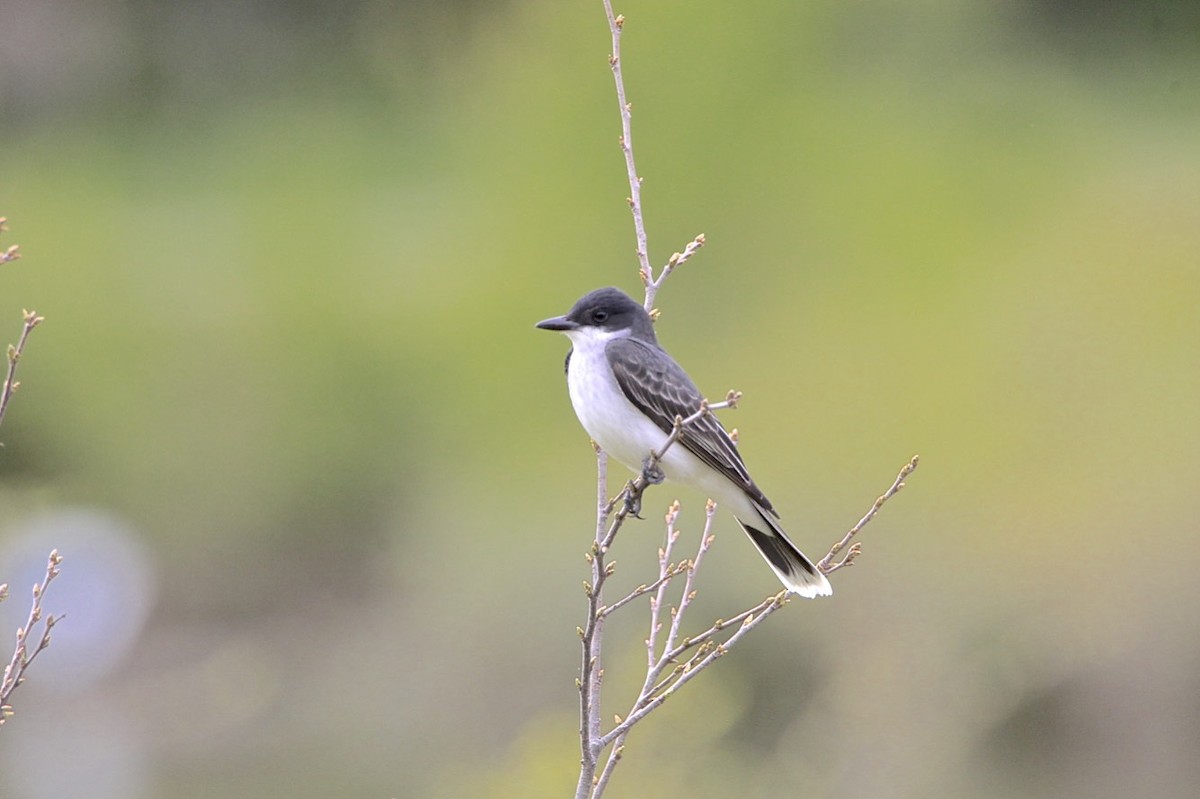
[563,325,758,520]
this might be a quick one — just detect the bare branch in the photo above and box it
[0,310,44,434]
[599,561,688,619]
[600,592,789,748]
[600,5,704,311]
[646,233,705,311]
[580,448,920,796]
[661,499,717,658]
[0,217,43,436]
[0,218,19,266]
[645,501,684,666]
[818,455,920,574]
[601,3,652,292]
[575,448,612,799]
[1,551,64,728]
[591,499,793,756]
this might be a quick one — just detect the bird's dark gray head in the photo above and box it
[535,287,657,342]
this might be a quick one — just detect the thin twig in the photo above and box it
[599,562,688,618]
[636,503,720,702]
[575,447,612,799]
[646,233,705,312]
[646,502,684,666]
[0,216,41,435]
[661,500,716,658]
[601,390,742,521]
[600,5,704,311]
[600,592,789,748]
[582,453,921,795]
[594,500,788,753]
[1,551,64,727]
[601,4,652,292]
[818,455,920,574]
[0,217,19,266]
[0,310,44,433]
[593,500,685,796]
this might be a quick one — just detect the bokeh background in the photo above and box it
[2,1,1199,797]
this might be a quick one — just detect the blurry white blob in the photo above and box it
[0,507,156,691]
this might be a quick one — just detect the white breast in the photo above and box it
[561,326,751,516]
[564,326,667,471]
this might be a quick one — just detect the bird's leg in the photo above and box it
[622,457,666,518]
[622,456,665,518]
[623,479,646,519]
[640,455,666,486]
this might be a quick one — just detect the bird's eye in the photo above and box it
[592,310,609,323]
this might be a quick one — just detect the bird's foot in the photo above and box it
[640,457,665,486]
[622,480,646,519]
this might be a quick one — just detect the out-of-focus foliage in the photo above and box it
[1,1,1198,797]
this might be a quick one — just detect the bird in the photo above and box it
[536,286,832,598]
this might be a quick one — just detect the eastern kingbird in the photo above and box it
[536,287,832,598]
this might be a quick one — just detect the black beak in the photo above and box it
[536,315,578,332]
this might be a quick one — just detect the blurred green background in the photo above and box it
[2,1,1199,797]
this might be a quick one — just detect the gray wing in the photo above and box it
[607,337,776,514]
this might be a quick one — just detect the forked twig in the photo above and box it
[1,551,64,727]
[578,449,919,798]
[601,3,651,289]
[0,218,43,435]
[0,310,44,433]
[818,455,919,574]
[600,2,704,313]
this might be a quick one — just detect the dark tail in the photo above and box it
[735,505,832,598]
